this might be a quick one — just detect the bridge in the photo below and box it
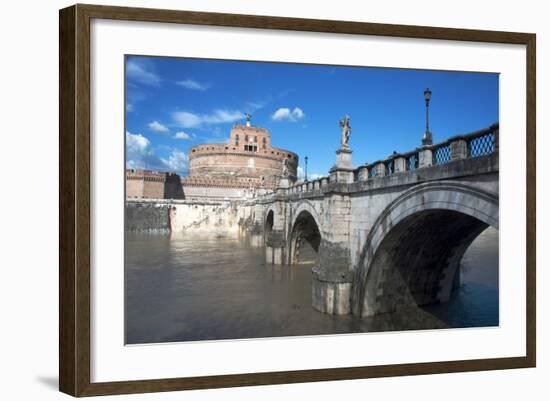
[238,124,499,318]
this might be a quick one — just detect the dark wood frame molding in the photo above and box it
[59,3,536,397]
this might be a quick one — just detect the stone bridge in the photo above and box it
[238,124,499,318]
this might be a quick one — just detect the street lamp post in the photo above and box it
[422,88,433,145]
[305,156,308,182]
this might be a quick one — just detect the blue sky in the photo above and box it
[125,55,498,178]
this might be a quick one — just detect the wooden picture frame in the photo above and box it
[59,3,536,397]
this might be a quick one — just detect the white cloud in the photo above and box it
[292,107,305,119]
[126,159,139,170]
[126,131,150,155]
[172,109,243,128]
[126,131,152,170]
[173,131,191,140]
[160,150,188,174]
[148,120,170,133]
[297,166,322,181]
[171,112,202,128]
[126,103,134,112]
[126,60,161,86]
[271,107,305,122]
[176,79,210,91]
[126,131,188,174]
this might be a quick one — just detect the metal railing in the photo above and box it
[433,143,451,165]
[406,153,419,171]
[385,159,394,175]
[468,131,495,157]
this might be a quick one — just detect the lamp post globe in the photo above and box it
[424,88,432,103]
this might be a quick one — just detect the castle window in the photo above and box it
[254,136,257,142]
[262,137,266,144]
[245,135,249,142]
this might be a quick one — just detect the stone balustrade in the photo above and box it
[356,123,498,181]
[276,123,498,196]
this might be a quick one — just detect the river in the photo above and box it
[125,227,498,344]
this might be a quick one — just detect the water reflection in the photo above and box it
[125,228,498,344]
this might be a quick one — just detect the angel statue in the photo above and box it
[244,113,252,126]
[339,115,351,148]
[282,158,289,177]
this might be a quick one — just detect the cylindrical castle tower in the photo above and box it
[186,124,298,189]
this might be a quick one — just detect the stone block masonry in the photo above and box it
[125,199,240,234]
[125,201,171,232]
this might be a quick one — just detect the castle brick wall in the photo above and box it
[181,186,245,202]
[188,125,298,182]
[126,170,184,199]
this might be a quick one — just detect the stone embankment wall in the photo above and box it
[125,201,171,232]
[125,199,240,234]
[169,201,240,234]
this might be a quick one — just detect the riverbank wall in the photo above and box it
[125,199,241,234]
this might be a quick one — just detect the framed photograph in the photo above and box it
[59,4,536,397]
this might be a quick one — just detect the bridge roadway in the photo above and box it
[237,124,499,318]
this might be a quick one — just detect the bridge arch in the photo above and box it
[263,204,283,241]
[264,207,275,238]
[353,181,499,317]
[290,201,323,233]
[289,202,322,265]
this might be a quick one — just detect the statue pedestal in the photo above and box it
[333,147,352,169]
[277,177,290,188]
[330,147,354,183]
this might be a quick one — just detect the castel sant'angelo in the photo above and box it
[126,116,299,201]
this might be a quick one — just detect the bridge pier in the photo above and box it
[249,203,266,247]
[265,229,286,264]
[311,192,354,315]
[264,201,289,265]
[312,265,353,315]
